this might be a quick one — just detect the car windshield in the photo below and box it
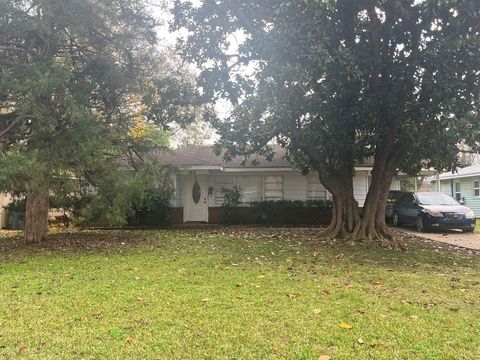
[417,193,459,205]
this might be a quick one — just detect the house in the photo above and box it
[432,164,480,217]
[145,145,405,224]
[0,193,12,229]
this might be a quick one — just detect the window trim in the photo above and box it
[455,181,462,202]
[473,179,480,198]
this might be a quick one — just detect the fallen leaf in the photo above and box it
[339,322,353,329]
[201,298,210,302]
[319,356,331,360]
[91,310,103,318]
[357,338,365,344]
[410,315,419,320]
[313,309,321,315]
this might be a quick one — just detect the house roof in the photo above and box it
[140,145,375,170]
[438,164,480,180]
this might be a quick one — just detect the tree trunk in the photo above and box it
[321,174,362,240]
[351,171,394,241]
[25,189,49,244]
[321,163,397,242]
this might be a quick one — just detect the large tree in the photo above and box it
[173,0,480,241]
[0,0,197,243]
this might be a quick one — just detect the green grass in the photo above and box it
[476,219,480,233]
[0,228,480,359]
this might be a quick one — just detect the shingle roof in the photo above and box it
[141,145,374,169]
[438,164,480,180]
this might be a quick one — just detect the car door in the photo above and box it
[396,194,415,224]
[403,194,420,224]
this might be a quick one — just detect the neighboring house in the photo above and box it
[432,164,480,217]
[0,193,66,229]
[146,145,406,224]
[0,193,12,229]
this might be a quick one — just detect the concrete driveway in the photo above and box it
[394,226,480,250]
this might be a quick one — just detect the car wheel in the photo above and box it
[416,216,426,232]
[463,228,475,233]
[392,212,401,227]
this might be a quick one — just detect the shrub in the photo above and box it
[128,189,172,226]
[221,185,242,224]
[249,199,332,224]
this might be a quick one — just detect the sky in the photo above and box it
[151,1,237,121]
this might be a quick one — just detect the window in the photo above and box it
[455,181,462,202]
[307,174,327,200]
[236,176,262,203]
[264,176,283,200]
[474,179,480,198]
[214,175,234,205]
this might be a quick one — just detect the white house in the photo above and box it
[146,145,402,224]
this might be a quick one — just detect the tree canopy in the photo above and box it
[0,0,199,242]
[173,0,480,241]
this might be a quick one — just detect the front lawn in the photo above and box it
[0,229,479,359]
[476,218,480,233]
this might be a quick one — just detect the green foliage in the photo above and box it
[250,199,332,211]
[85,162,174,227]
[222,185,242,208]
[174,0,480,169]
[173,0,480,220]
[221,185,242,224]
[0,0,201,233]
[128,189,172,226]
[250,199,332,224]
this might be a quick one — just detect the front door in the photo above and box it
[184,175,209,222]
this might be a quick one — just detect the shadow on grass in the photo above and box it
[0,227,477,272]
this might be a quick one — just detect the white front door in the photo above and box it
[184,175,209,222]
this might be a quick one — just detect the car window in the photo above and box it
[406,194,415,205]
[397,194,413,206]
[387,191,406,204]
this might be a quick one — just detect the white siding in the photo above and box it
[353,171,368,207]
[174,175,183,207]
[284,173,308,200]
[440,180,452,195]
[307,174,328,200]
[187,170,406,209]
[460,177,480,217]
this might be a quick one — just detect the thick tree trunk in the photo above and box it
[25,189,49,244]
[321,164,396,242]
[351,171,394,241]
[321,174,362,240]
